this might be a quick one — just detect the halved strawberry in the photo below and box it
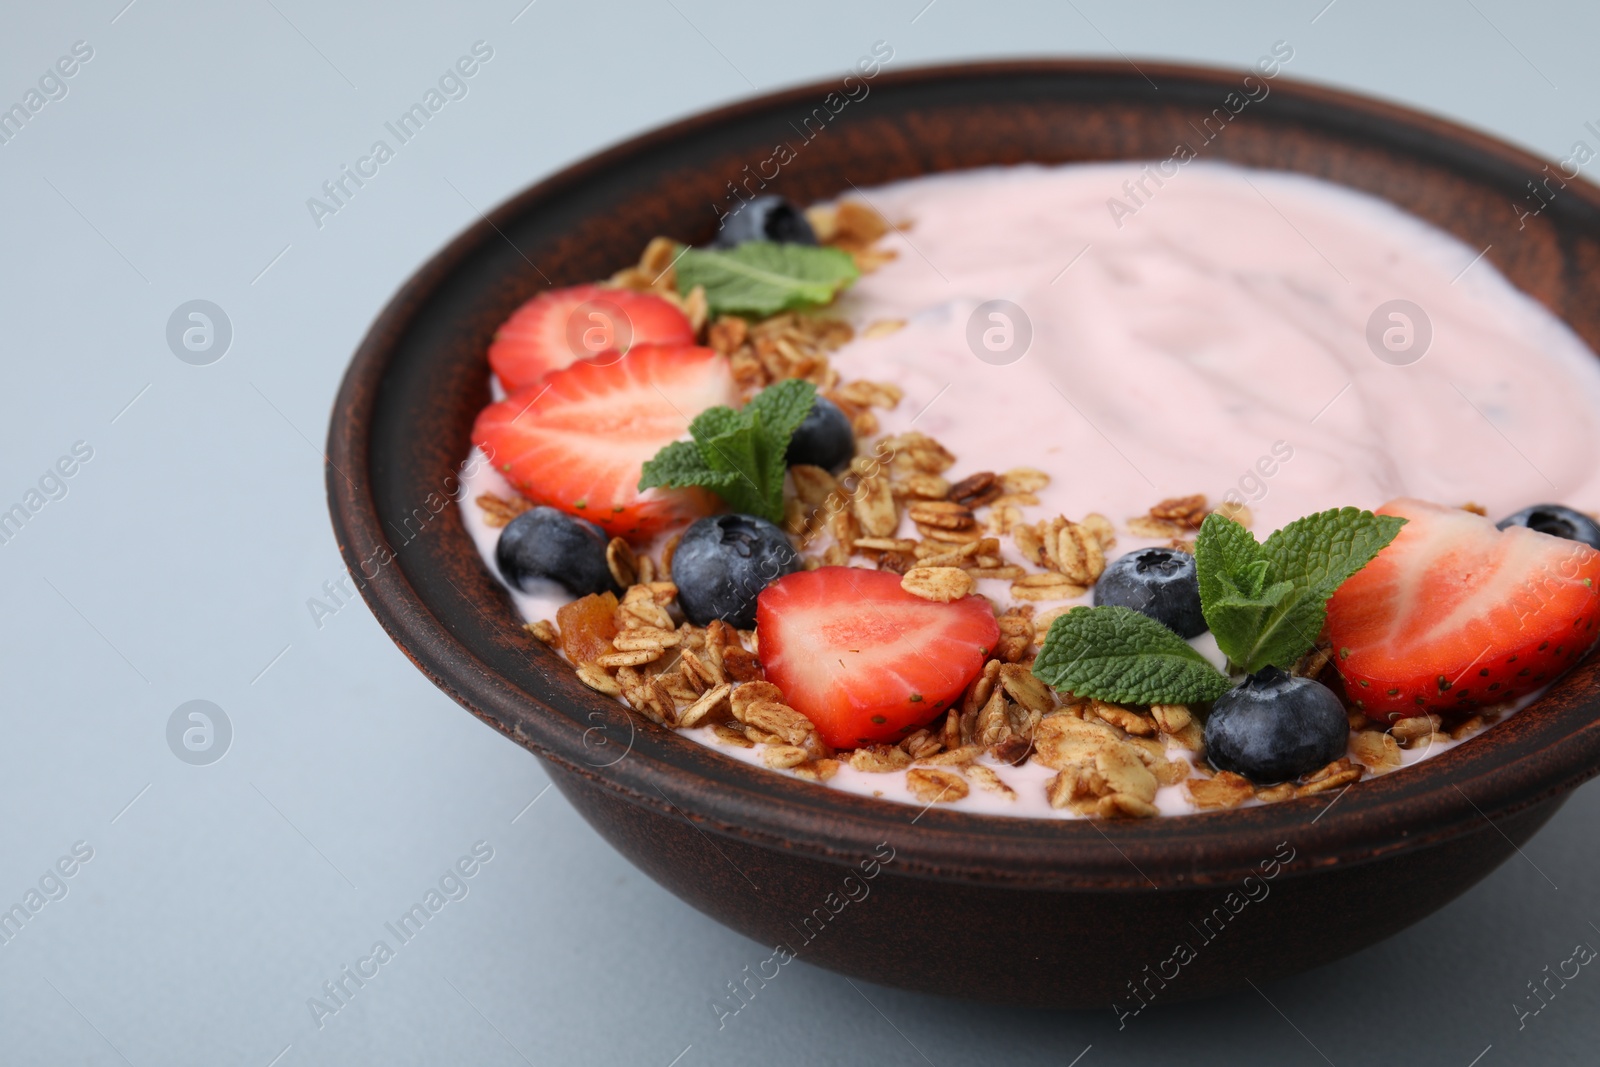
[756,567,1000,749]
[489,284,695,393]
[1326,498,1600,721]
[472,344,735,540]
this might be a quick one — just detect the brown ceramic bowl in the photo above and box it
[326,60,1600,1008]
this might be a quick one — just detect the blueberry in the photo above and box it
[785,395,855,472]
[495,506,619,598]
[1496,503,1600,551]
[709,195,817,248]
[1093,548,1206,637]
[1204,668,1349,784]
[671,514,800,628]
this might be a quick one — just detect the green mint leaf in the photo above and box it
[698,417,770,519]
[744,379,816,522]
[688,403,746,443]
[1261,507,1408,598]
[1201,580,1305,673]
[1195,508,1405,673]
[1032,606,1233,705]
[744,378,817,445]
[1238,559,1272,598]
[675,242,859,317]
[638,440,739,493]
[1195,512,1266,611]
[637,381,820,523]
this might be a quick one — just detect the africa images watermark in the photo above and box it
[306,840,495,1030]
[0,440,95,548]
[709,40,895,236]
[1512,933,1597,1030]
[1112,840,1297,1028]
[0,40,94,148]
[709,841,896,1029]
[305,41,494,230]
[307,444,496,629]
[0,841,95,949]
[1511,119,1600,231]
[1220,440,1294,512]
[1104,40,1295,229]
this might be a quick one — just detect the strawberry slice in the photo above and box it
[489,284,695,393]
[472,344,735,540]
[1326,498,1600,721]
[756,567,1000,749]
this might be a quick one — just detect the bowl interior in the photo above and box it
[330,60,1600,887]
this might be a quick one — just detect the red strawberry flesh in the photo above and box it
[1326,497,1600,720]
[489,283,694,393]
[471,344,735,540]
[757,567,1000,748]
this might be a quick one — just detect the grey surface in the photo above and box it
[1,1,1597,1064]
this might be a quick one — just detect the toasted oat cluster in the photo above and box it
[474,215,1501,819]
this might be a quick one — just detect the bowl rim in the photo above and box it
[327,57,1600,890]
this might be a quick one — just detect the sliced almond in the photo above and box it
[849,745,912,773]
[595,648,661,668]
[915,744,983,767]
[893,473,951,501]
[905,767,968,804]
[677,683,732,729]
[730,680,785,721]
[901,566,976,602]
[1098,793,1160,819]
[998,663,1053,714]
[612,628,680,652]
[851,475,899,537]
[575,663,621,696]
[1350,729,1402,771]
[907,499,976,530]
[743,701,815,746]
[1149,703,1192,734]
[523,619,559,645]
[1010,573,1088,601]
[1187,771,1255,809]
[1000,467,1050,493]
[965,764,1015,799]
[761,745,809,770]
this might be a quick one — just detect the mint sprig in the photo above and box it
[1031,505,1405,704]
[1033,606,1233,704]
[675,242,859,317]
[1199,508,1406,674]
[637,378,816,523]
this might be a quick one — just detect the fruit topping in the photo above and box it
[1326,498,1600,720]
[496,506,619,597]
[556,591,619,666]
[472,343,736,540]
[671,514,800,629]
[639,378,817,523]
[757,567,999,749]
[710,195,817,248]
[783,394,855,472]
[1203,667,1349,784]
[1496,503,1600,552]
[1093,547,1206,638]
[488,283,695,393]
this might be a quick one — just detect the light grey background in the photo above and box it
[2,1,1596,1064]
